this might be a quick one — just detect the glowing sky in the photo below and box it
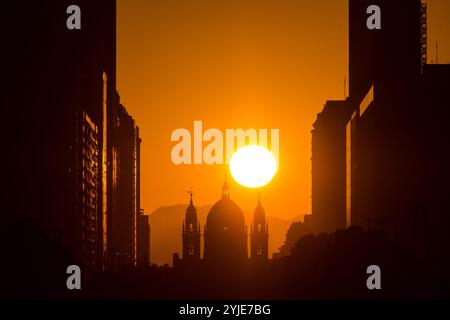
[117,0,450,218]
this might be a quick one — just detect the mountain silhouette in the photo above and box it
[149,204,303,265]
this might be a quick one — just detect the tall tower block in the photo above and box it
[349,0,422,102]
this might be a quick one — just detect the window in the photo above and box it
[188,244,194,255]
[189,223,194,232]
[257,244,263,255]
[257,224,262,232]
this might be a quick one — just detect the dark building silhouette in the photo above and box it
[68,110,102,275]
[182,192,201,261]
[138,210,150,266]
[4,0,142,282]
[311,100,353,232]
[136,128,143,261]
[348,0,422,103]
[173,182,266,271]
[311,0,450,276]
[419,64,450,274]
[109,103,141,269]
[345,0,425,231]
[204,181,248,267]
[313,0,425,232]
[250,196,269,262]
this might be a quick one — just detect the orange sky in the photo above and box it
[117,0,450,219]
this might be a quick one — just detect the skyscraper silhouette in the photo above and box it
[311,0,450,277]
[3,1,143,294]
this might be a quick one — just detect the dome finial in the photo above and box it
[188,188,194,205]
[222,173,229,198]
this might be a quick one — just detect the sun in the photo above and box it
[229,145,278,188]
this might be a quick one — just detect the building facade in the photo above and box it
[311,0,450,274]
[311,100,353,232]
[5,1,143,279]
[138,211,151,266]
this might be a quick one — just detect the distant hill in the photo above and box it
[149,204,303,265]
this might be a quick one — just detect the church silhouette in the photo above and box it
[173,180,269,270]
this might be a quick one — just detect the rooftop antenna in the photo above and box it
[222,173,229,198]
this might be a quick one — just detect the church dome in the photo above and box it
[206,197,245,230]
[203,180,248,264]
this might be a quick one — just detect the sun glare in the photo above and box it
[229,145,278,188]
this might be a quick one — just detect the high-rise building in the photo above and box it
[138,211,151,266]
[349,0,422,102]
[109,103,140,269]
[312,0,424,235]
[311,100,353,233]
[345,0,424,234]
[5,1,117,274]
[69,110,101,276]
[4,1,142,282]
[312,0,450,274]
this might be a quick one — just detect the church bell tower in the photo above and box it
[251,195,269,262]
[182,191,201,260]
